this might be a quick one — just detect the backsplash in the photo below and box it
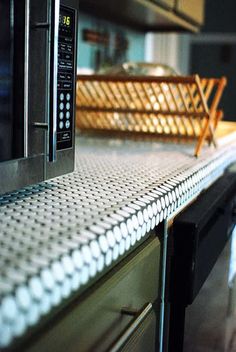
[77,13,145,71]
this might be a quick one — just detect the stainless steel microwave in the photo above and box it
[0,0,78,195]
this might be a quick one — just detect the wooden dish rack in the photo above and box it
[76,74,227,157]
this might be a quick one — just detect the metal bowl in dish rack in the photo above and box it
[98,62,178,76]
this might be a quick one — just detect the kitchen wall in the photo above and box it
[77,14,145,72]
[176,0,236,122]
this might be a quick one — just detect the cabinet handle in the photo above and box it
[108,303,153,352]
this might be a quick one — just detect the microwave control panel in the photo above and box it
[57,6,75,150]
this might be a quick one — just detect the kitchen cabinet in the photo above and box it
[22,236,161,352]
[175,0,205,25]
[79,0,203,32]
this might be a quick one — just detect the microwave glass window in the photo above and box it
[0,0,24,162]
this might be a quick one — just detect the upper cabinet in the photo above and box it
[79,0,205,33]
[175,0,205,25]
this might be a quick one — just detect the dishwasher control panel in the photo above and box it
[57,6,75,150]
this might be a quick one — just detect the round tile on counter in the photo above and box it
[1,296,18,323]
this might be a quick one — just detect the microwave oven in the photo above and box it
[0,0,78,195]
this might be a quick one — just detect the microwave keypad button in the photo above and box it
[65,62,72,69]
[59,61,66,69]
[60,93,64,101]
[65,120,70,129]
[66,111,70,119]
[66,44,72,52]
[60,43,66,51]
[66,103,70,110]
[65,53,72,61]
[65,37,73,43]
[59,112,64,120]
[66,93,71,101]
[59,73,66,80]
[59,121,64,130]
[59,103,64,110]
[62,82,72,90]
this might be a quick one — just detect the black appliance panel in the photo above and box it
[57,6,75,151]
[171,170,236,305]
[167,168,236,352]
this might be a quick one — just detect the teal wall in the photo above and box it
[77,14,145,70]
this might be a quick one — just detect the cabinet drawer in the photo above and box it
[176,0,205,25]
[25,237,161,352]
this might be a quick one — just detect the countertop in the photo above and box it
[0,125,236,348]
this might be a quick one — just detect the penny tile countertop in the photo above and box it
[0,132,236,348]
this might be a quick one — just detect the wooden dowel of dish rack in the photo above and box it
[194,75,217,156]
[207,77,227,142]
[209,77,227,116]
[175,83,192,136]
[148,83,168,134]
[133,82,147,110]
[99,82,116,108]
[117,82,142,132]
[122,82,143,131]
[77,80,98,106]
[132,83,152,129]
[168,83,189,136]
[77,105,207,117]
[139,82,165,133]
[201,79,214,103]
[185,84,200,137]
[200,78,207,94]
[92,81,110,109]
[158,83,179,134]
[215,110,224,129]
[77,85,91,106]
[116,82,130,108]
[107,81,123,109]
[190,84,205,134]
[194,113,212,157]
[77,75,197,84]
[85,81,103,108]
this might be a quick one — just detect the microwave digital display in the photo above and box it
[60,14,71,28]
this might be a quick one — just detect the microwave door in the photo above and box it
[0,0,45,194]
[0,0,25,163]
[0,0,77,195]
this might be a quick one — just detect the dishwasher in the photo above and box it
[165,164,236,352]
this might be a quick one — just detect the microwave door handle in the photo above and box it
[48,0,60,162]
[24,0,30,158]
